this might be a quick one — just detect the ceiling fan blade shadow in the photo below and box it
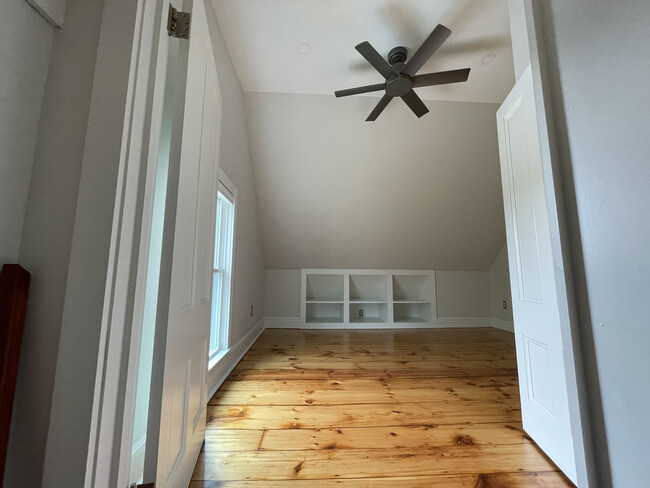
[376,2,420,44]
[335,83,386,98]
[355,41,395,79]
[401,90,429,118]
[366,94,393,121]
[412,68,470,88]
[402,24,452,77]
[435,36,508,56]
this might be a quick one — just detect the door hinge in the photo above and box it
[167,5,190,39]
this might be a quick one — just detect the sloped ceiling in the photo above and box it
[245,93,506,270]
[212,0,514,103]
[212,0,514,270]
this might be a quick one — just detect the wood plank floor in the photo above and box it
[191,328,574,487]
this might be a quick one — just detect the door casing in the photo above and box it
[83,1,596,487]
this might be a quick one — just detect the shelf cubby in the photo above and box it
[349,274,388,302]
[306,302,344,324]
[392,274,434,302]
[393,302,432,323]
[349,302,388,323]
[305,273,344,301]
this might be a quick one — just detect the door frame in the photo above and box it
[84,0,181,486]
[83,1,597,487]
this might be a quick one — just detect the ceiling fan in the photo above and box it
[335,24,471,121]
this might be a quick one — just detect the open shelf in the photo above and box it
[349,302,388,323]
[301,270,435,327]
[305,302,344,324]
[349,274,388,302]
[392,274,434,301]
[393,302,432,323]
[305,273,344,301]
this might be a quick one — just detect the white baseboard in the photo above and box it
[265,317,498,329]
[491,318,515,332]
[207,318,265,399]
[265,316,514,332]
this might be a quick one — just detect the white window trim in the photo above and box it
[209,169,238,370]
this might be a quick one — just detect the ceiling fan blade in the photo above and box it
[355,41,395,79]
[401,90,429,118]
[402,24,452,77]
[366,94,393,121]
[412,68,471,88]
[335,83,386,98]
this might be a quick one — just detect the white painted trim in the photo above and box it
[264,316,500,330]
[80,1,171,486]
[217,169,238,349]
[491,318,515,333]
[207,319,265,399]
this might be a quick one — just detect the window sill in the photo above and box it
[208,348,229,371]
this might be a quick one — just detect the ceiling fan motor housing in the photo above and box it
[385,75,413,97]
[385,46,412,96]
[388,46,408,65]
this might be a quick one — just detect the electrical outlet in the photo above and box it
[359,309,363,317]
[250,305,254,317]
[502,300,508,309]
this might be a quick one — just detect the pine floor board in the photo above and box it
[193,327,573,487]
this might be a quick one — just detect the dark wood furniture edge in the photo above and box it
[0,264,31,484]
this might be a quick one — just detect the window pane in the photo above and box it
[213,197,223,270]
[210,271,223,355]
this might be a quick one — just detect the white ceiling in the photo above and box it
[212,0,514,103]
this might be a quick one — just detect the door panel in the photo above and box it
[497,65,577,483]
[525,336,554,413]
[148,0,221,486]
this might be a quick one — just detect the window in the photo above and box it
[210,180,235,361]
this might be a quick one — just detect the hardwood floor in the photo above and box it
[191,328,574,487]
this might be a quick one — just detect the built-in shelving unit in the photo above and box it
[300,270,436,327]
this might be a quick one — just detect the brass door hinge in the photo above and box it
[167,5,190,39]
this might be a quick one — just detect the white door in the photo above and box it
[497,65,578,482]
[145,0,221,486]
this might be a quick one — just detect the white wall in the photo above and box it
[488,245,513,324]
[0,0,53,264]
[539,1,650,485]
[246,92,507,271]
[265,269,301,318]
[436,271,490,319]
[205,4,266,347]
[3,0,101,486]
